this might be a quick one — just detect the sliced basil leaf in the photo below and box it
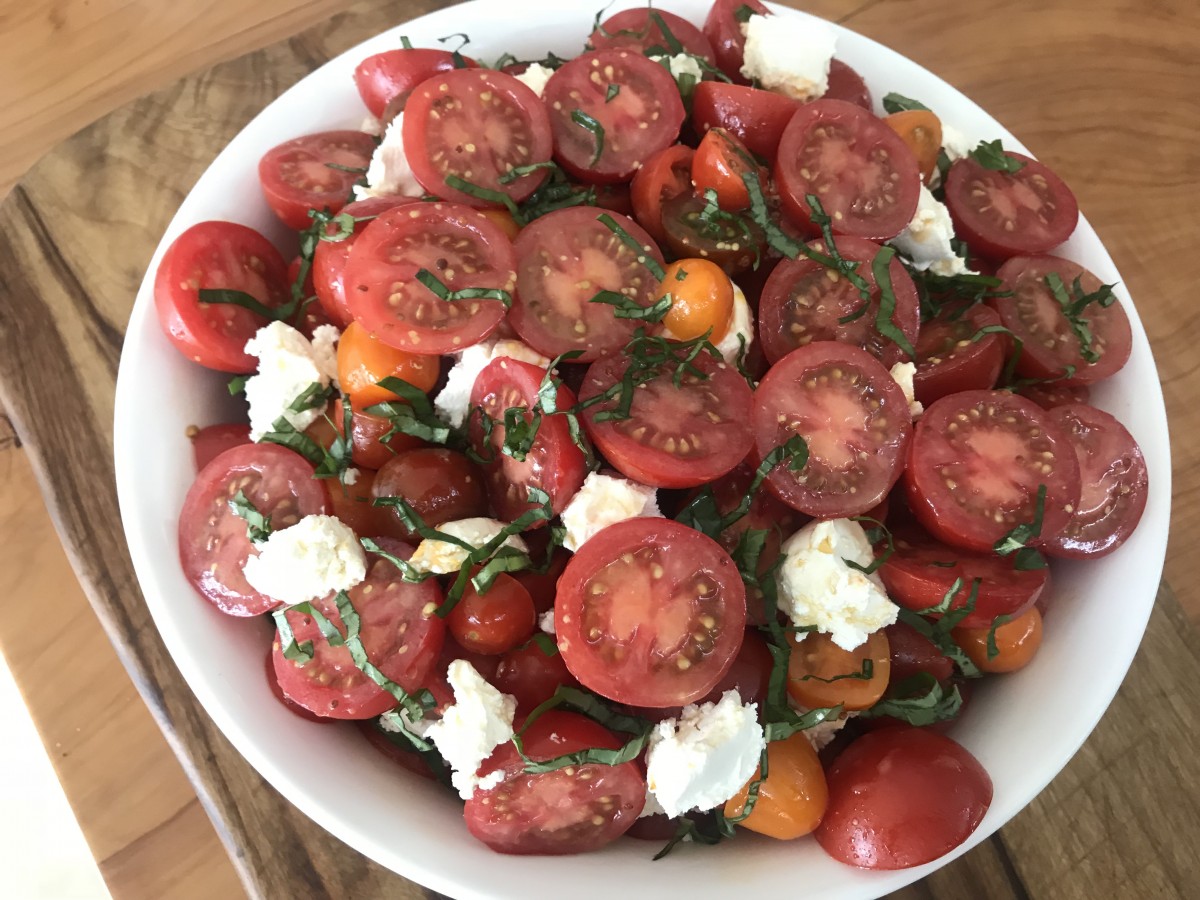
[860,673,963,726]
[882,92,930,114]
[571,109,606,167]
[597,213,666,280]
[589,289,670,321]
[871,246,917,360]
[498,160,558,185]
[968,139,1025,173]
[986,614,1014,660]
[288,381,334,413]
[229,490,272,543]
[227,374,249,396]
[197,288,280,320]
[994,484,1047,557]
[415,268,513,309]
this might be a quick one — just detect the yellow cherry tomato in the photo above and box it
[657,258,735,343]
[336,320,440,406]
[884,109,943,186]
[954,607,1043,673]
[724,732,828,840]
[479,208,521,240]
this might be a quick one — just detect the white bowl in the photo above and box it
[113,1,1172,897]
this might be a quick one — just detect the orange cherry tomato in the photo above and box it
[884,109,943,185]
[954,607,1043,673]
[479,208,522,240]
[787,631,891,711]
[724,732,828,840]
[657,258,735,343]
[337,320,440,406]
[691,127,756,211]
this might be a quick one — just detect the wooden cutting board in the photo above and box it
[0,0,1197,897]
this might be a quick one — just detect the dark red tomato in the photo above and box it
[580,350,754,489]
[465,710,645,854]
[880,526,1047,629]
[447,573,537,656]
[884,622,954,686]
[189,423,251,471]
[1018,379,1091,410]
[353,48,476,118]
[371,447,489,538]
[992,255,1132,384]
[752,342,912,517]
[515,548,570,616]
[509,207,664,361]
[660,192,766,275]
[1043,403,1149,558]
[544,50,685,183]
[913,302,1005,405]
[555,518,746,708]
[265,650,332,724]
[904,389,1082,553]
[315,397,423,471]
[590,8,716,64]
[701,629,773,707]
[326,469,411,542]
[817,726,992,869]
[468,357,586,521]
[692,81,800,163]
[945,152,1079,259]
[703,0,769,81]
[258,131,376,230]
[343,202,516,355]
[179,444,331,616]
[630,143,695,245]
[313,196,417,328]
[154,221,290,373]
[357,720,437,781]
[594,183,634,217]
[775,100,921,241]
[494,639,579,714]
[757,235,920,368]
[403,69,552,206]
[824,59,872,110]
[272,540,445,719]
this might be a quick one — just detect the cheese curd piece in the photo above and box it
[409,518,529,575]
[803,711,858,751]
[243,322,340,441]
[740,14,836,102]
[891,185,969,277]
[360,114,383,137]
[538,609,556,635]
[941,123,974,162]
[424,660,517,799]
[646,691,766,818]
[353,113,424,201]
[889,361,924,419]
[514,62,555,97]
[777,519,899,651]
[714,284,755,366]
[242,515,367,605]
[560,472,662,552]
[650,53,704,90]
[434,338,552,428]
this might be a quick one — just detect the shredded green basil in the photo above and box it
[571,109,606,167]
[415,268,513,309]
[968,139,1026,173]
[882,92,931,114]
[228,490,272,543]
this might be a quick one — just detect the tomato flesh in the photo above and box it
[258,131,376,231]
[630,143,696,245]
[825,59,872,110]
[913,302,1005,405]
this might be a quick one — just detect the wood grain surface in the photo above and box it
[0,0,1197,898]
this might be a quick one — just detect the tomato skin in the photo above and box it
[1042,403,1149,558]
[353,48,475,118]
[465,711,645,854]
[913,302,1005,406]
[326,469,412,543]
[555,518,747,708]
[265,651,333,725]
[703,0,770,81]
[336,320,440,407]
[692,128,756,211]
[514,548,570,616]
[945,153,1079,259]
[189,423,251,472]
[658,258,735,342]
[724,732,828,840]
[494,640,579,715]
[824,59,872,110]
[258,131,377,231]
[954,607,1043,673]
[884,621,955,685]
[776,100,922,241]
[702,629,774,707]
[589,8,716,64]
[630,144,696,245]
[447,573,537,656]
[371,447,489,539]
[787,631,891,711]
[1018,380,1091,410]
[816,726,992,869]
[315,398,424,471]
[154,221,290,373]
[660,192,767,276]
[903,389,1082,554]
[357,720,437,781]
[692,81,800,163]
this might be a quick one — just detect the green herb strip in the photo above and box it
[597,213,666,280]
[968,139,1026,174]
[229,490,272,543]
[510,685,654,774]
[1044,272,1118,365]
[859,672,963,726]
[363,376,453,446]
[415,268,513,309]
[571,109,606,167]
[882,92,930,114]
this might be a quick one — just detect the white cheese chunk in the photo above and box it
[777,519,899,651]
[360,114,383,137]
[740,14,836,102]
[560,472,662,552]
[354,112,424,201]
[889,361,924,419]
[941,123,974,163]
[890,185,970,277]
[650,53,704,91]
[714,284,755,367]
[434,338,552,429]
[242,515,367,605]
[243,321,340,441]
[515,62,555,98]
[538,609,556,636]
[646,691,765,818]
[423,660,517,799]
[803,711,858,751]
[638,788,667,819]
[409,518,529,575]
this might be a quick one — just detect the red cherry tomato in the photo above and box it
[154,221,290,373]
[514,548,570,616]
[370,447,490,539]
[589,8,716,64]
[357,720,437,781]
[310,397,423,471]
[824,59,872,110]
[1018,380,1091,410]
[816,726,992,869]
[464,710,645,854]
[343,202,515,355]
[446,573,537,656]
[403,69,553,206]
[189,423,251,472]
[630,144,695,244]
[884,621,955,686]
[752,342,912,518]
[544,50,685,183]
[494,640,579,714]
[776,100,921,241]
[904,389,1082,553]
[353,48,476,118]
[555,518,746,708]
[692,128,757,211]
[468,357,587,521]
[178,444,330,616]
[691,81,800,163]
[258,131,376,231]
[913,302,1006,405]
[264,650,333,724]
[659,192,767,275]
[703,0,769,81]
[701,629,774,707]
